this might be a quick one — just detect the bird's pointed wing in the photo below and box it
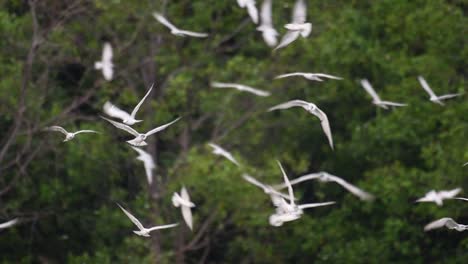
[274,30,300,51]
[417,76,437,98]
[0,218,19,229]
[327,174,375,201]
[274,172,322,189]
[209,143,240,166]
[180,187,194,230]
[102,43,113,62]
[102,66,113,81]
[44,126,68,135]
[153,12,178,31]
[130,84,154,118]
[312,107,334,150]
[103,101,132,122]
[147,223,179,232]
[360,79,381,102]
[424,217,454,231]
[437,93,463,100]
[74,130,99,135]
[145,117,181,136]
[117,204,145,230]
[246,2,259,24]
[178,30,209,38]
[277,161,295,205]
[211,82,236,89]
[260,0,273,26]
[101,116,140,136]
[268,100,308,111]
[242,174,293,200]
[314,73,343,80]
[380,101,408,107]
[298,201,335,210]
[238,85,271,96]
[292,0,307,23]
[274,72,304,79]
[454,197,468,201]
[440,188,462,199]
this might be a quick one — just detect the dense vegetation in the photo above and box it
[0,0,467,263]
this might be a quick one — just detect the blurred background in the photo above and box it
[0,0,467,263]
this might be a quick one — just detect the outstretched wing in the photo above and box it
[238,85,271,97]
[327,174,374,201]
[101,116,140,136]
[417,76,437,98]
[0,218,19,229]
[424,217,454,231]
[298,201,335,210]
[103,101,132,122]
[314,73,343,80]
[360,79,381,102]
[268,100,308,111]
[153,12,178,31]
[277,161,295,206]
[246,2,259,24]
[312,107,334,150]
[440,188,462,199]
[102,43,113,62]
[180,187,194,230]
[130,84,154,118]
[273,172,322,189]
[146,223,179,232]
[260,0,273,26]
[274,30,300,51]
[292,0,307,23]
[44,126,68,135]
[74,130,99,135]
[178,30,209,38]
[117,203,145,230]
[145,117,181,136]
[274,72,304,79]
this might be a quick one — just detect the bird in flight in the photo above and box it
[101,116,181,147]
[275,72,343,82]
[44,126,98,142]
[153,12,208,38]
[211,81,270,97]
[274,0,312,51]
[237,0,259,24]
[172,186,195,230]
[274,171,374,201]
[424,217,468,232]
[103,84,153,126]
[417,76,463,105]
[131,146,155,185]
[268,100,334,150]
[117,204,178,237]
[360,79,407,109]
[416,188,462,206]
[256,0,278,47]
[94,42,114,81]
[208,143,240,166]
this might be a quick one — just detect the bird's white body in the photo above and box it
[131,147,155,185]
[208,143,240,166]
[153,12,208,38]
[268,100,334,150]
[360,79,407,109]
[417,76,462,105]
[172,187,195,230]
[275,72,343,82]
[424,217,468,232]
[211,82,270,97]
[416,188,462,206]
[94,42,114,81]
[44,126,98,142]
[117,204,178,237]
[102,116,181,147]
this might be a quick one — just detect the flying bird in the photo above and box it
[117,204,178,237]
[103,85,154,125]
[101,116,181,147]
[424,217,468,232]
[44,126,98,142]
[274,171,374,201]
[211,81,270,97]
[360,79,407,109]
[237,0,259,24]
[153,12,208,38]
[131,146,155,185]
[417,76,463,105]
[274,0,312,51]
[0,218,19,230]
[416,188,462,206]
[172,186,195,230]
[268,100,333,150]
[256,0,278,47]
[94,42,114,81]
[208,143,240,166]
[275,72,343,82]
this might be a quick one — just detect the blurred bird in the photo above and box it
[275,72,343,82]
[131,146,155,185]
[424,217,468,232]
[360,79,408,109]
[101,116,181,147]
[416,188,462,206]
[0,218,19,230]
[274,171,374,201]
[44,126,98,142]
[237,0,259,24]
[153,12,208,38]
[94,42,114,81]
[268,100,334,150]
[172,186,195,230]
[211,81,270,97]
[117,204,178,237]
[208,143,240,166]
[417,76,463,105]
[256,0,278,47]
[274,0,312,51]
[103,85,153,125]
